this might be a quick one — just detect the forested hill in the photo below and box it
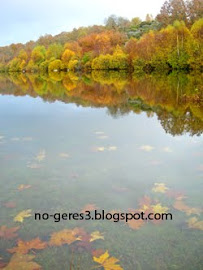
[0,0,202,72]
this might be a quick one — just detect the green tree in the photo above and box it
[31,46,46,65]
[46,43,63,60]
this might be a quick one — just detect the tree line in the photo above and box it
[0,0,202,73]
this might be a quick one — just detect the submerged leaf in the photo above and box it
[90,231,104,242]
[35,150,46,162]
[49,228,81,246]
[93,250,123,270]
[187,217,203,230]
[0,226,19,240]
[173,199,201,215]
[152,183,169,193]
[17,185,31,191]
[151,203,169,214]
[3,202,16,208]
[8,238,47,254]
[2,254,41,270]
[14,209,32,223]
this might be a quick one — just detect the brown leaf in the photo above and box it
[2,253,41,270]
[173,199,201,215]
[0,226,19,240]
[49,228,81,246]
[8,238,47,254]
[187,217,203,230]
[17,185,31,191]
[3,202,16,208]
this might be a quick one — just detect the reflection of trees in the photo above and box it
[158,111,203,136]
[0,71,202,136]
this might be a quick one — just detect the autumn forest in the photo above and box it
[0,0,202,73]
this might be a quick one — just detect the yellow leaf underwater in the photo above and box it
[14,210,32,223]
[2,253,41,270]
[151,203,169,214]
[187,217,203,230]
[90,231,104,242]
[152,183,169,193]
[93,250,123,270]
[35,150,46,162]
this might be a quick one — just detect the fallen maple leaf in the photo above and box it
[90,231,104,242]
[2,253,41,270]
[35,150,46,162]
[152,183,169,193]
[3,202,16,208]
[93,250,123,270]
[0,226,19,240]
[151,203,169,214]
[14,209,32,223]
[17,184,31,191]
[173,199,201,216]
[165,190,185,200]
[49,228,81,246]
[139,196,152,211]
[187,217,203,230]
[8,238,47,254]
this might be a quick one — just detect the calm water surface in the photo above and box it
[0,72,202,270]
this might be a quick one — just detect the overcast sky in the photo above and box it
[0,0,165,46]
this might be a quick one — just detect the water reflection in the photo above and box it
[0,70,203,269]
[0,71,202,136]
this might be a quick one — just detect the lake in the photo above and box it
[0,71,202,270]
